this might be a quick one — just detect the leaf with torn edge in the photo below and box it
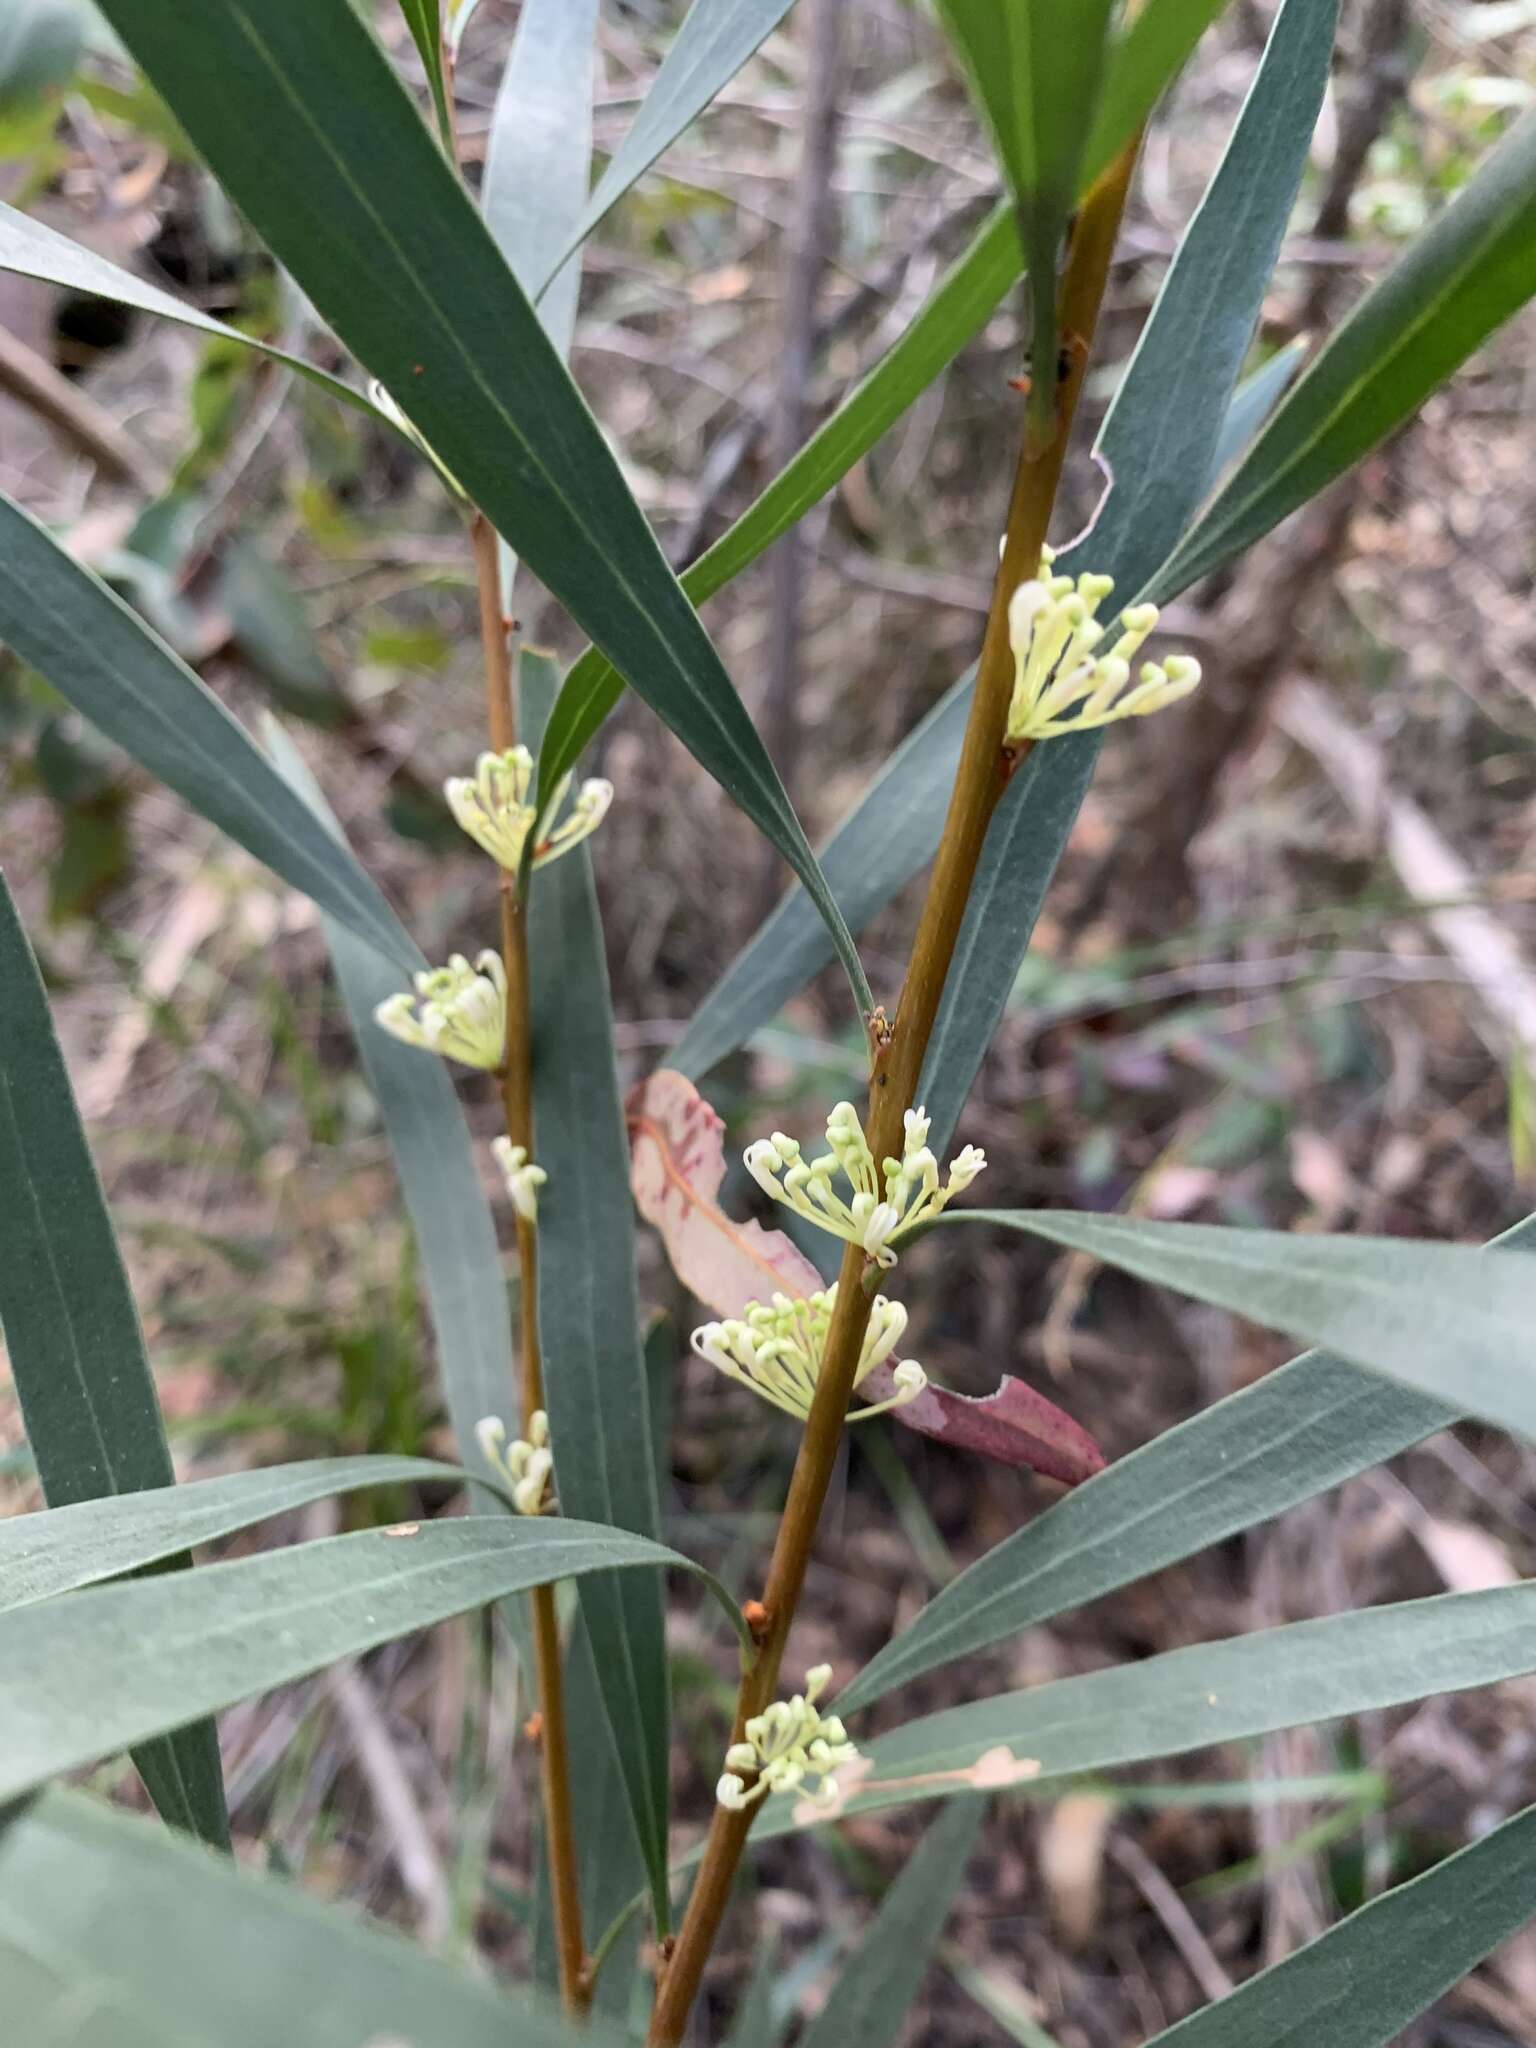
[627,1070,1104,1482]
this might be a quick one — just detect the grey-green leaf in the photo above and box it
[0,1517,742,1809]
[765,1580,1536,1835]
[0,877,228,1850]
[554,0,798,275]
[264,722,516,1498]
[0,1456,466,1613]
[842,1211,1533,1715]
[1155,105,1536,598]
[527,648,671,1923]
[95,0,870,1018]
[935,1209,1536,1444]
[0,1788,621,2048]
[0,201,378,415]
[799,1798,984,2048]
[0,496,419,970]
[920,0,1339,1155]
[1141,1799,1536,2048]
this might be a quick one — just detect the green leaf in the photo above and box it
[843,1212,1534,1714]
[0,878,227,1851]
[800,1798,983,2048]
[932,1209,1536,1443]
[1207,336,1306,481]
[1140,1800,1536,2048]
[0,202,378,415]
[534,0,1217,793]
[554,0,798,274]
[1155,105,1536,597]
[396,0,452,149]
[0,1456,465,1612]
[95,0,871,1019]
[764,1579,1536,1835]
[0,1788,618,2048]
[264,723,516,1498]
[481,0,597,601]
[526,652,672,1925]
[920,0,1338,1154]
[556,1620,650,2022]
[0,1517,745,1809]
[220,542,349,728]
[726,1939,786,2048]
[933,0,1116,439]
[0,496,418,970]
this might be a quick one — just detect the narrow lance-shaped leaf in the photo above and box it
[550,0,798,279]
[0,1517,748,1811]
[799,1799,984,2048]
[1155,104,1536,597]
[0,877,228,1850]
[931,1210,1536,1444]
[920,0,1339,1155]
[1139,1799,1536,2048]
[0,202,381,416]
[395,0,452,148]
[842,1209,1535,1715]
[264,723,515,1500]
[0,496,420,971]
[0,1456,467,1613]
[535,0,1227,800]
[524,649,673,1925]
[95,0,871,1019]
[0,1788,626,2048]
[757,1579,1536,1836]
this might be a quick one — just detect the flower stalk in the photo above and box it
[645,133,1144,2047]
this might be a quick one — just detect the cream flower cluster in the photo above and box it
[375,951,506,1070]
[691,1284,925,1424]
[475,1410,553,1516]
[445,746,612,874]
[745,1103,985,1268]
[716,1665,860,1811]
[492,1137,547,1222]
[1006,545,1200,743]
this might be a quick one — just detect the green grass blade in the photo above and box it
[762,1580,1536,1835]
[0,1788,619,2048]
[554,0,797,274]
[841,1212,1533,1715]
[938,1210,1536,1441]
[920,0,1338,1154]
[264,723,517,1499]
[525,652,672,1924]
[0,497,418,971]
[0,201,380,416]
[1155,105,1536,597]
[1141,1801,1536,2047]
[800,1798,983,2048]
[95,0,870,1018]
[0,1457,466,1612]
[0,1518,745,1809]
[0,878,227,1850]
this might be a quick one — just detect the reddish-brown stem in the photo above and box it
[470,512,589,2015]
[644,137,1141,2047]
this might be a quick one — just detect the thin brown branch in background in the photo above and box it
[0,319,168,496]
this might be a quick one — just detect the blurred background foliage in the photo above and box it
[1,0,1534,2039]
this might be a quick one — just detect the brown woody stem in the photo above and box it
[644,137,1141,2047]
[470,512,589,2015]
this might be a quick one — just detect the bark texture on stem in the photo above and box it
[645,138,1142,2048]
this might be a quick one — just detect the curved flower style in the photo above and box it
[1006,545,1200,743]
[444,746,612,874]
[476,1410,554,1516]
[716,1665,860,1811]
[492,1136,547,1222]
[374,951,507,1070]
[744,1102,985,1268]
[691,1283,926,1424]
